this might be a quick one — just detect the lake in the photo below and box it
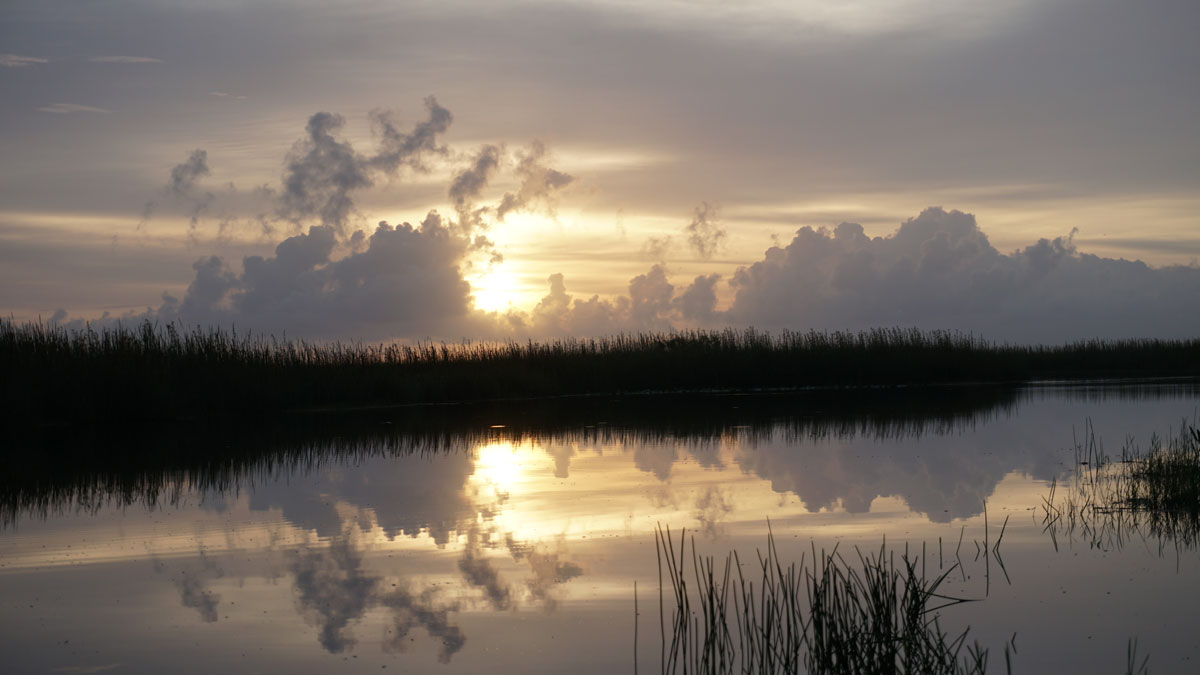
[3,383,1199,674]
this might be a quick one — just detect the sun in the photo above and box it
[471,266,520,313]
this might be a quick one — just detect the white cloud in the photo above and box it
[36,103,112,114]
[0,53,48,67]
[88,55,164,63]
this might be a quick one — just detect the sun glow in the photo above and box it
[472,442,526,497]
[470,265,521,313]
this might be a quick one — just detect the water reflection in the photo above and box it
[3,383,1200,672]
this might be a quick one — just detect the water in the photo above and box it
[2,384,1198,674]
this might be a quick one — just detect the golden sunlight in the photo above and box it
[470,266,521,313]
[472,442,526,497]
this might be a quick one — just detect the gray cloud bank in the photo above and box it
[531,207,1200,343]
[57,97,1200,344]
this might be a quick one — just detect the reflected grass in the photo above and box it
[1043,420,1200,553]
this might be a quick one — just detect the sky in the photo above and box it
[1,0,1198,342]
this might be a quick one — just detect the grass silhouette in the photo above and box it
[4,318,1199,421]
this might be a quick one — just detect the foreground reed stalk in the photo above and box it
[654,525,993,675]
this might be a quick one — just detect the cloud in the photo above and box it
[528,265,720,336]
[164,551,224,623]
[169,149,211,195]
[279,98,452,233]
[496,141,575,221]
[289,540,379,653]
[177,570,222,622]
[151,214,472,339]
[684,202,726,260]
[640,235,673,261]
[208,91,247,100]
[89,55,163,63]
[369,96,453,173]
[0,54,48,67]
[693,486,733,538]
[36,103,111,114]
[520,548,583,612]
[457,525,512,610]
[380,588,467,663]
[724,207,1200,342]
[448,144,502,235]
[51,665,123,674]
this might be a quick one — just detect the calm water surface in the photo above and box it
[3,385,1199,674]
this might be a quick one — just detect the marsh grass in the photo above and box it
[1043,420,1200,553]
[4,318,1199,421]
[655,525,1001,675]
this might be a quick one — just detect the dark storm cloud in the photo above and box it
[684,202,726,260]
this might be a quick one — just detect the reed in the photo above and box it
[4,318,1199,421]
[654,525,995,675]
[1042,420,1200,553]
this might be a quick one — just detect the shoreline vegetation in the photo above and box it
[4,319,1199,421]
[1043,420,1200,553]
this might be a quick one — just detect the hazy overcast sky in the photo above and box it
[2,0,1198,341]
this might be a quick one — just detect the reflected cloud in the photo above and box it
[457,523,513,611]
[693,486,733,538]
[175,553,224,623]
[289,537,378,653]
[380,587,466,663]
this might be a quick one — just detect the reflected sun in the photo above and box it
[473,442,525,496]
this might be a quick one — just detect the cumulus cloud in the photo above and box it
[529,265,720,336]
[724,207,1200,342]
[0,54,48,67]
[149,214,472,339]
[37,103,111,114]
[496,141,575,221]
[684,202,726,260]
[58,92,1200,344]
